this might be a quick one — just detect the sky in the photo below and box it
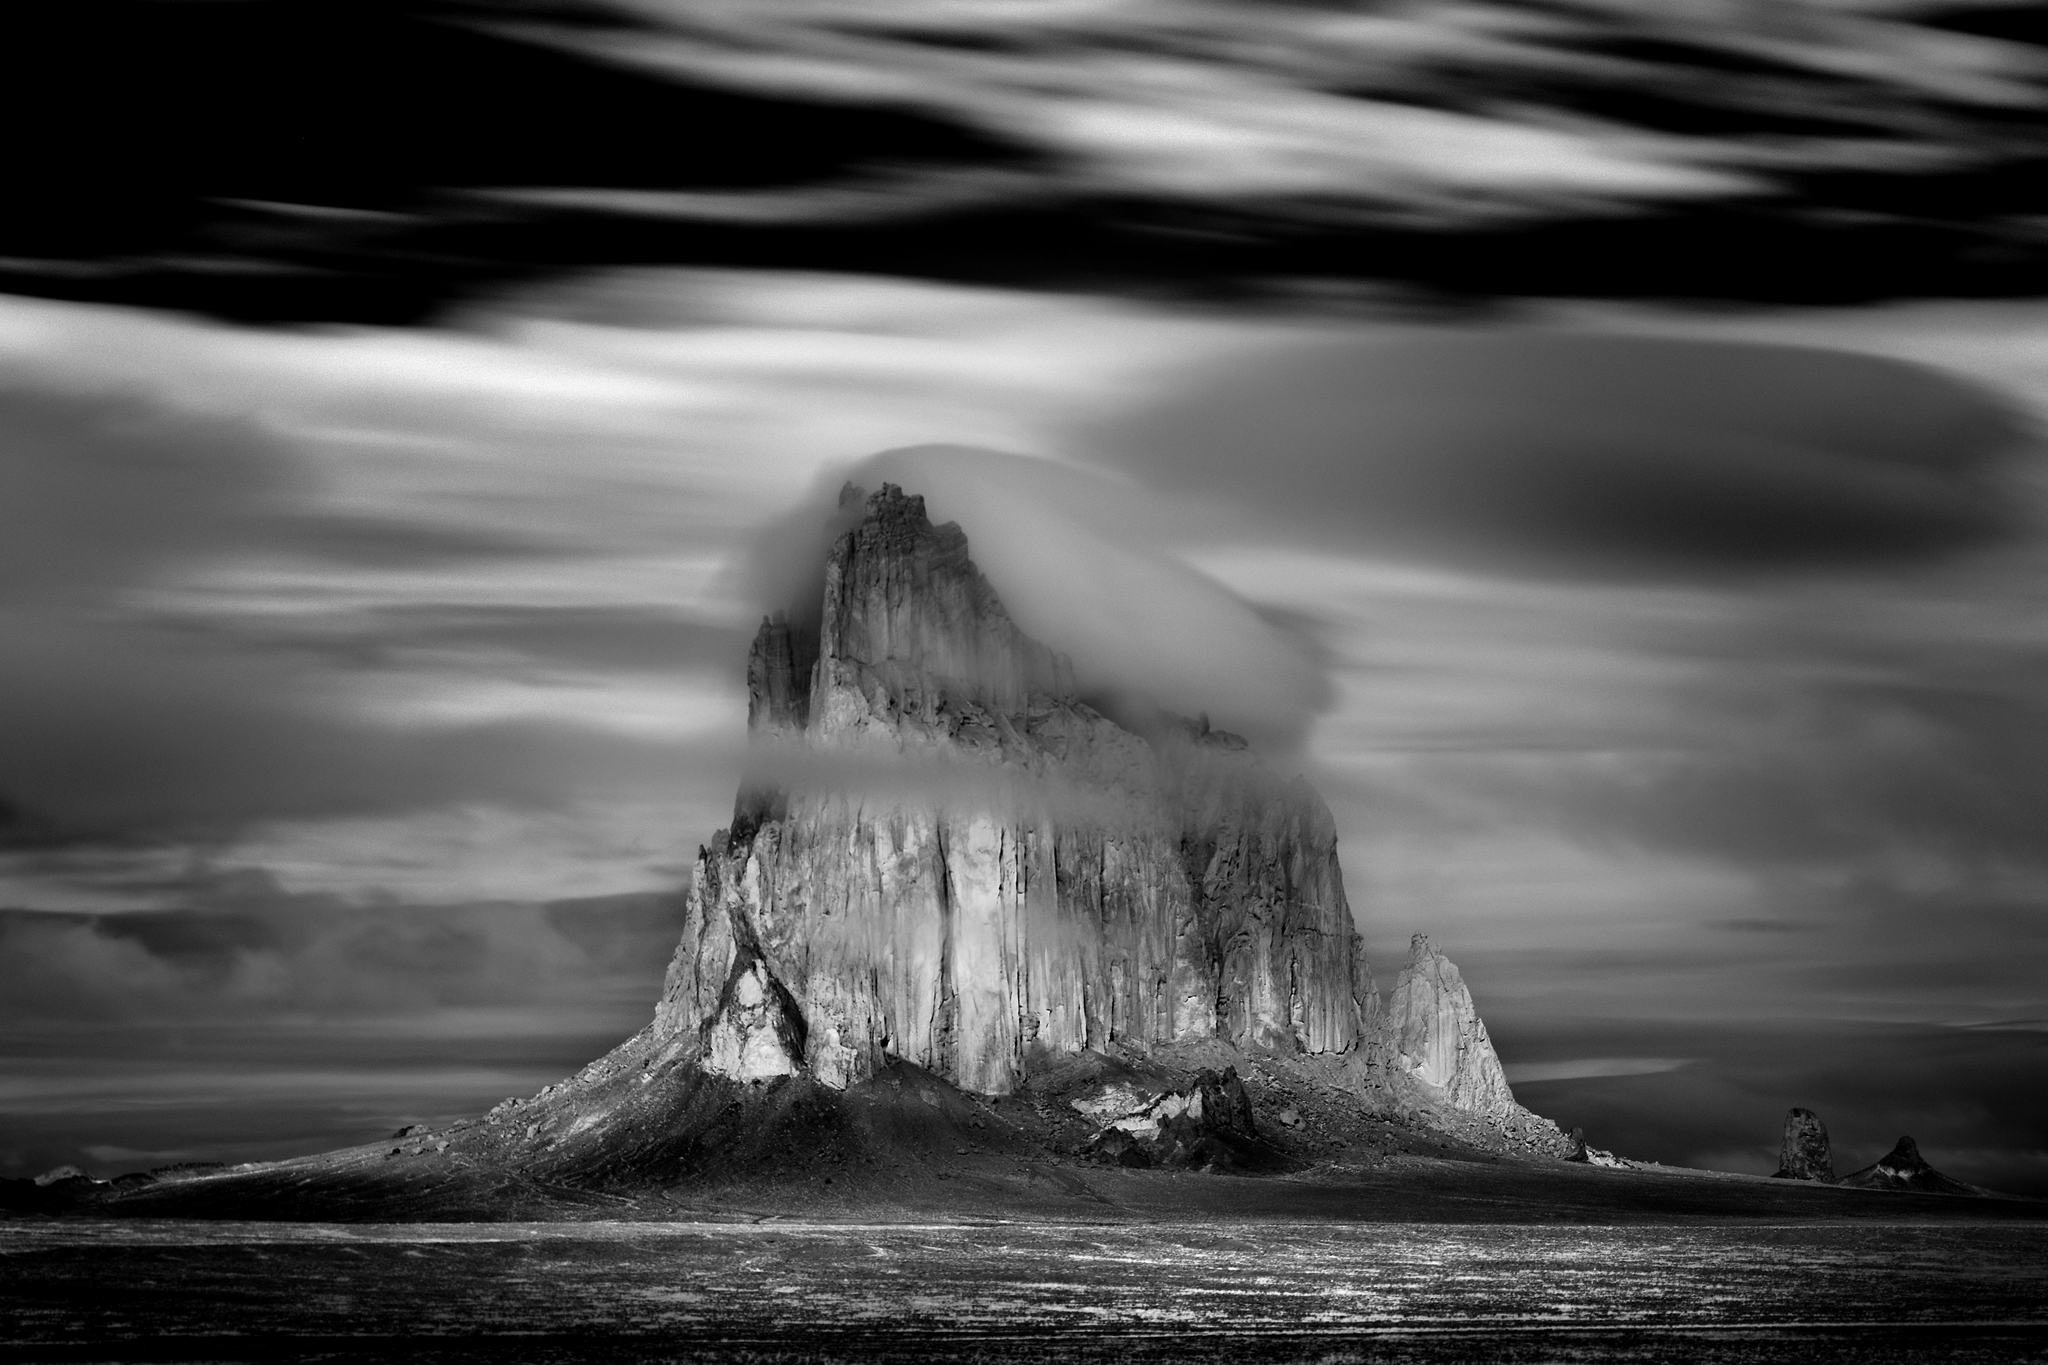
[3,0,2046,1193]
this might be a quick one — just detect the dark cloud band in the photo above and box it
[1087,332,2030,580]
[3,1,2045,322]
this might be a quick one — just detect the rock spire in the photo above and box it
[1772,1107,1834,1182]
[1382,934,1516,1117]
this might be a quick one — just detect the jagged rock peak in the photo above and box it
[663,479,1376,1096]
[746,482,1077,742]
[1772,1107,1834,1182]
[1383,934,1517,1118]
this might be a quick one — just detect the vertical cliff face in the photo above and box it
[1382,934,1516,1118]
[745,612,816,732]
[657,484,1375,1096]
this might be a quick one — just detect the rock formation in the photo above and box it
[1772,1108,1834,1182]
[1838,1136,1991,1196]
[657,483,1379,1096]
[1382,934,1516,1117]
[1565,1127,1629,1168]
[1081,1066,1270,1171]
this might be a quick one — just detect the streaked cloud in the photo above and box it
[594,0,2036,212]
[7,2,2046,321]
[0,276,1229,909]
[1503,1057,1693,1085]
[0,890,686,1177]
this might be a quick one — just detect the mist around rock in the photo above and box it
[732,446,1333,755]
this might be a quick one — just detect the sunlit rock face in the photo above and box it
[1383,934,1516,1118]
[703,956,807,1083]
[658,483,1375,1095]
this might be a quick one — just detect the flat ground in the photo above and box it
[4,1218,2045,1363]
[10,1047,2043,1362]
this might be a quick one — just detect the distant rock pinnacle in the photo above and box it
[1772,1107,1834,1182]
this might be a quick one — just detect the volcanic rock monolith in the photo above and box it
[656,483,1379,1096]
[1772,1107,1834,1182]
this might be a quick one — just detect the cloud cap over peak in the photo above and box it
[738,445,1331,754]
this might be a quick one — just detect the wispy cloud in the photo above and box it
[0,278,1224,907]
[0,890,686,1177]
[1504,1057,1693,1084]
[7,2,2046,320]
[591,0,2038,213]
